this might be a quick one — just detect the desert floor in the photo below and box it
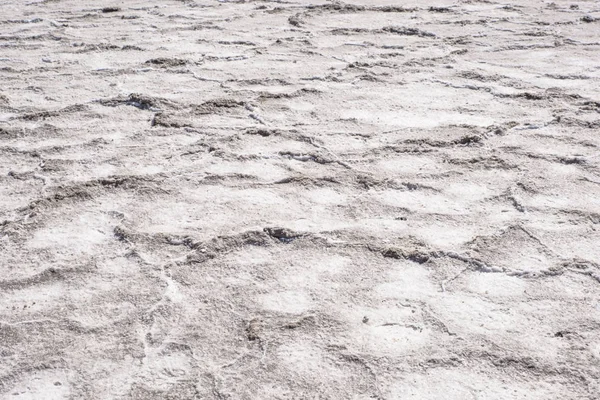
[1,0,600,399]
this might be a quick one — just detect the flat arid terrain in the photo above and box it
[1,0,600,398]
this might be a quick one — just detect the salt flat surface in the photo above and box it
[1,0,599,398]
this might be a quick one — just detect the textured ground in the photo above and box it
[1,0,600,399]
